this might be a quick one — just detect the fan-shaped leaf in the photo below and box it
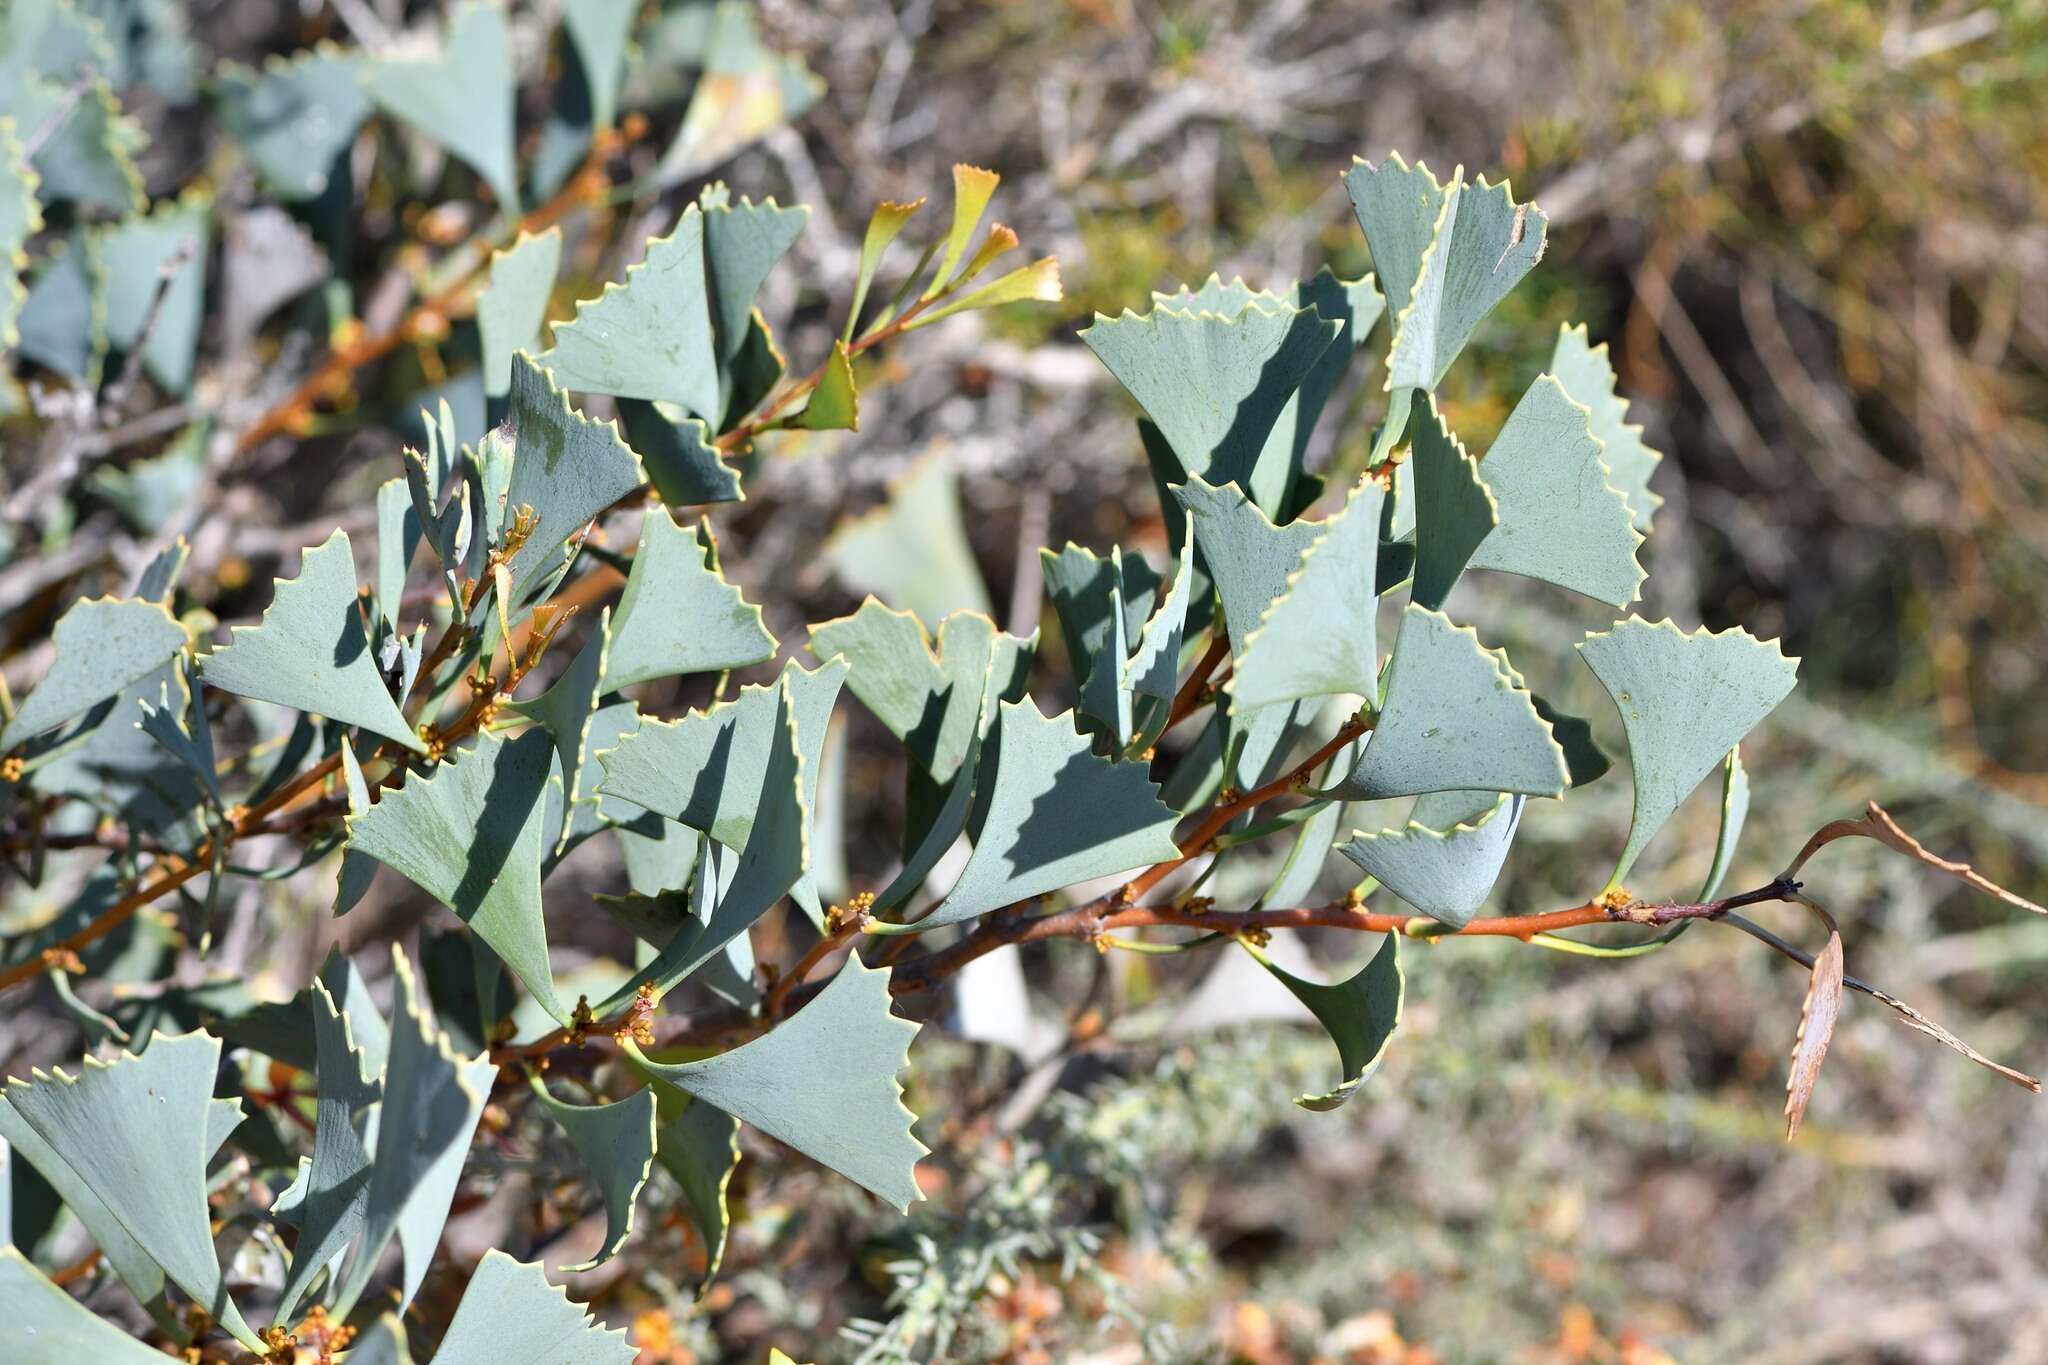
[198,530,425,753]
[1325,606,1567,801]
[502,355,647,605]
[601,512,774,689]
[1247,933,1402,1110]
[3,1031,262,1350]
[98,190,208,395]
[215,48,369,201]
[616,400,743,505]
[912,700,1181,931]
[529,1079,657,1271]
[275,978,382,1319]
[347,729,567,1022]
[644,1084,740,1290]
[823,450,991,626]
[1338,793,1524,929]
[654,1,822,187]
[364,2,519,213]
[479,229,562,398]
[0,1247,172,1362]
[1230,476,1385,710]
[701,187,807,374]
[2,596,185,748]
[5,74,144,213]
[541,204,718,420]
[561,0,636,132]
[431,1250,636,1365]
[1408,390,1496,610]
[628,955,925,1210]
[1552,322,1662,533]
[1173,475,1324,660]
[1576,618,1799,889]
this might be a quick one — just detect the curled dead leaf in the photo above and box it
[1786,801,2046,916]
[1784,929,1844,1141]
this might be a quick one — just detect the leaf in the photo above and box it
[0,1246,172,1362]
[348,729,569,1022]
[1230,476,1385,711]
[4,75,143,213]
[906,256,1062,328]
[1784,929,1844,1140]
[479,229,563,399]
[98,190,209,395]
[1338,793,1524,929]
[653,1,822,187]
[560,0,637,131]
[1082,302,1340,515]
[845,196,924,341]
[1126,536,1194,703]
[0,116,41,349]
[502,354,647,605]
[597,676,811,1005]
[1552,322,1662,533]
[214,48,369,201]
[2,596,185,749]
[197,530,426,754]
[794,339,859,431]
[3,1032,263,1351]
[1173,475,1324,660]
[1407,390,1496,610]
[823,450,992,626]
[700,188,808,375]
[528,1079,657,1271]
[1532,695,1611,789]
[541,203,719,421]
[1247,934,1402,1110]
[1041,543,1134,744]
[1784,800,2047,916]
[1700,749,1750,900]
[364,2,520,212]
[222,206,329,355]
[430,1250,636,1365]
[1325,606,1568,801]
[333,948,496,1319]
[616,400,744,506]
[1465,375,1645,607]
[375,477,423,630]
[599,513,775,689]
[1577,618,1800,890]
[870,703,986,917]
[912,700,1181,932]
[808,599,1032,785]
[644,1084,740,1289]
[925,164,1001,299]
[274,977,382,1319]
[1345,154,1545,393]
[627,955,926,1210]
[16,232,101,382]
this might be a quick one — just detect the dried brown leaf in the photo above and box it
[1786,802,2046,916]
[1784,929,1844,1141]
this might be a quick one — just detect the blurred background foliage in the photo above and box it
[5,0,2047,1360]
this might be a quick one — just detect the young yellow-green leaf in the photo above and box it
[1338,792,1524,929]
[906,255,1061,328]
[912,701,1181,932]
[1408,390,1497,611]
[1577,618,1800,890]
[2,596,185,749]
[0,117,42,349]
[1346,154,1545,394]
[808,599,1031,784]
[1325,606,1567,801]
[644,1085,741,1290]
[363,2,520,212]
[823,450,992,627]
[503,354,647,605]
[793,339,858,431]
[214,50,371,201]
[332,948,496,1320]
[1083,303,1339,516]
[1466,374,1644,607]
[479,229,563,398]
[529,1078,657,1271]
[541,204,720,421]
[924,164,1001,299]
[627,955,925,1210]
[430,1250,636,1365]
[1172,476,1325,660]
[0,1247,174,1362]
[1230,476,1385,711]
[347,729,569,1022]
[1246,933,1402,1110]
[197,530,426,754]
[600,512,775,689]
[1552,322,1663,533]
[3,1032,263,1351]
[844,196,924,342]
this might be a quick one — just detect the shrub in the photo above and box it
[0,3,2038,1360]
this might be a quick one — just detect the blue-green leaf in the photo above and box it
[197,530,426,754]
[653,1,822,187]
[364,2,519,213]
[1552,322,1662,533]
[1338,793,1524,929]
[98,191,208,395]
[644,1084,740,1290]
[616,400,744,506]
[601,512,775,689]
[429,1249,635,1365]
[1324,606,1567,801]
[823,451,992,627]
[541,204,719,421]
[0,1246,172,1362]
[214,48,369,201]
[1173,475,1324,661]
[1229,476,1385,711]
[529,1079,657,1271]
[274,977,382,1319]
[0,116,41,349]
[503,354,648,605]
[1577,618,1798,890]
[2,596,185,749]
[1407,390,1496,611]
[627,956,925,1210]
[1700,749,1750,901]
[479,229,562,398]
[1247,933,1402,1110]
